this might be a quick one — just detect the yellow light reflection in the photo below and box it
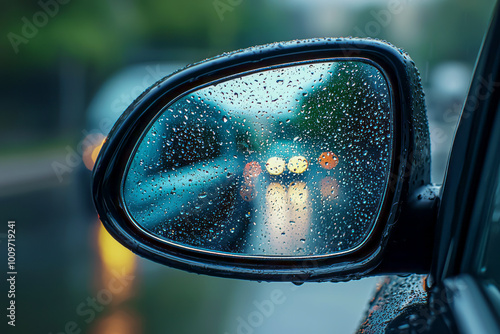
[265,182,288,243]
[91,141,105,163]
[263,181,310,253]
[287,156,308,174]
[287,181,310,238]
[98,222,136,274]
[287,181,309,205]
[265,157,286,175]
[97,221,136,301]
[265,182,287,210]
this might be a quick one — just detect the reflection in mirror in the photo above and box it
[123,61,393,257]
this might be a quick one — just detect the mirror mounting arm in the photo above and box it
[373,184,440,276]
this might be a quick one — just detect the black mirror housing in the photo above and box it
[92,38,431,282]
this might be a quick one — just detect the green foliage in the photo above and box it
[293,61,389,151]
[1,0,285,71]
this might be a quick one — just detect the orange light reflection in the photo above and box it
[83,134,106,170]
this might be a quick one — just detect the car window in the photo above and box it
[478,154,500,315]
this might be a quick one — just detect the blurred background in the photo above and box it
[0,0,496,333]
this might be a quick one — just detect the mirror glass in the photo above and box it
[123,60,393,257]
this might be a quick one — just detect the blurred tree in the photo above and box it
[1,0,287,71]
[292,61,390,154]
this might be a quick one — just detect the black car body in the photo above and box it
[359,4,500,333]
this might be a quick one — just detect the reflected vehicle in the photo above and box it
[93,4,500,333]
[123,61,392,256]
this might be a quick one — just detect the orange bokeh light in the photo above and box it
[243,161,262,186]
[243,161,262,178]
[318,151,339,170]
[320,176,339,198]
[83,134,106,170]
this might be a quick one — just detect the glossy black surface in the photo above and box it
[92,38,430,282]
[360,4,500,333]
[432,1,500,284]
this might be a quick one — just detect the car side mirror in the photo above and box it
[92,38,435,282]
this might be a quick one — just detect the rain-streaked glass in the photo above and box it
[123,61,393,257]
